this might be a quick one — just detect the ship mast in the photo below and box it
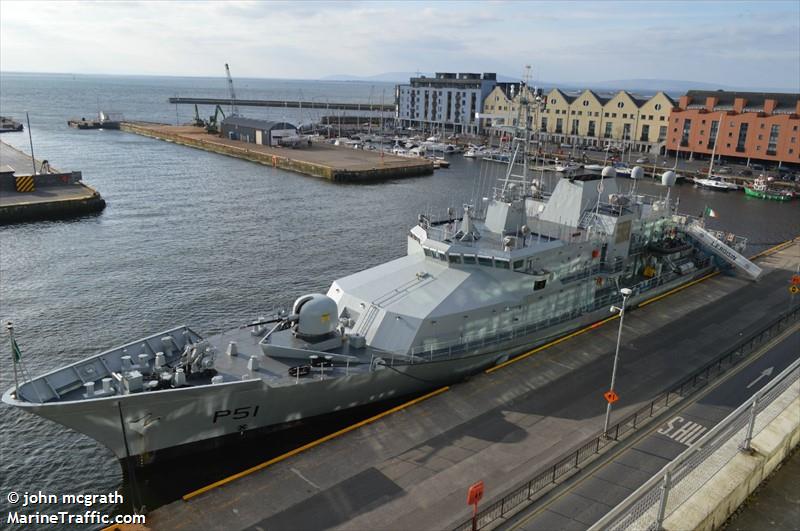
[498,65,533,200]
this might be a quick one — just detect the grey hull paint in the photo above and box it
[2,268,708,460]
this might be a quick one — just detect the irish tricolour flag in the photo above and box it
[704,207,718,218]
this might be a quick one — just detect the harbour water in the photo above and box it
[0,73,797,528]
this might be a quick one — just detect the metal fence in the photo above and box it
[591,348,800,531]
[452,305,799,531]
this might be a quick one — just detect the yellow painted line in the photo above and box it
[636,270,719,308]
[749,236,799,260]
[182,385,450,501]
[486,235,800,375]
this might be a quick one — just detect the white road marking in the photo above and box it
[658,416,709,446]
[291,467,321,490]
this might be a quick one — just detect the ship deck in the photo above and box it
[206,327,378,388]
[146,241,799,531]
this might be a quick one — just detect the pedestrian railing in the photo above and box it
[590,346,800,531]
[452,305,799,531]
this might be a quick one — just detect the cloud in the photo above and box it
[0,0,798,89]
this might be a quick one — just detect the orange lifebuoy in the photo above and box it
[272,155,277,167]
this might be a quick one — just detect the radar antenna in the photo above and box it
[225,63,239,116]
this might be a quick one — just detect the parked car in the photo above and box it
[750,163,765,171]
[635,157,648,164]
[716,166,731,174]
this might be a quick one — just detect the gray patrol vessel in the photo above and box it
[3,112,762,463]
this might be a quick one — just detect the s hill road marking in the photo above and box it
[657,416,708,446]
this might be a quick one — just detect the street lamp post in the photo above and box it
[603,287,633,437]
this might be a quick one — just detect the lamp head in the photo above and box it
[620,288,633,297]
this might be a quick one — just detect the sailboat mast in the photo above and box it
[707,112,723,179]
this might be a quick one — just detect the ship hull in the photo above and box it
[3,266,712,463]
[743,186,793,201]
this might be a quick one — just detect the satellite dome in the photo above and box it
[292,294,338,338]
[601,166,617,178]
[630,166,644,180]
[661,170,677,187]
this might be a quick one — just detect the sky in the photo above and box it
[1,0,799,90]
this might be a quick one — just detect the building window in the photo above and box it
[541,117,548,131]
[551,98,557,104]
[756,146,761,151]
[736,123,749,152]
[623,123,631,141]
[660,116,665,121]
[588,120,596,137]
[708,120,719,148]
[571,119,579,135]
[604,122,613,138]
[757,134,763,140]
[655,104,662,111]
[658,126,667,141]
[604,112,609,118]
[612,113,617,118]
[767,124,779,155]
[556,118,563,134]
[583,100,589,106]
[681,119,692,147]
[577,110,582,116]
[622,113,628,119]
[641,124,650,141]
[617,101,624,108]
[700,130,705,136]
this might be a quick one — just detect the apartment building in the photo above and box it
[666,90,800,166]
[395,73,497,135]
[539,89,674,153]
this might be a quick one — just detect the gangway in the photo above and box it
[686,223,763,280]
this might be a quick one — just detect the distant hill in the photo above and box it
[320,73,795,95]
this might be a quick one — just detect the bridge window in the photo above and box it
[423,248,433,257]
[534,279,547,290]
[478,256,493,267]
[513,260,524,270]
[462,255,477,264]
[448,254,461,264]
[495,259,510,269]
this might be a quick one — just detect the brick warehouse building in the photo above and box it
[666,90,800,168]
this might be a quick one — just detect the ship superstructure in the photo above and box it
[3,87,763,463]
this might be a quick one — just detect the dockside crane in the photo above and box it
[192,104,205,127]
[225,63,239,116]
[206,105,226,134]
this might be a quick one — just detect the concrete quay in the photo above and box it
[120,122,433,182]
[0,141,105,224]
[140,240,799,531]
